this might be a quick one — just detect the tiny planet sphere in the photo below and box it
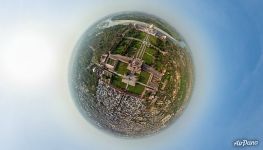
[69,12,194,137]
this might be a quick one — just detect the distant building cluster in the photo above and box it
[134,23,167,40]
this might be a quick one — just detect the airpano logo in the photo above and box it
[233,139,259,147]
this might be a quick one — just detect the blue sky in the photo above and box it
[0,0,263,150]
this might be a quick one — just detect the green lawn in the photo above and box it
[149,35,158,45]
[146,47,156,56]
[149,35,165,49]
[115,62,128,75]
[127,84,145,95]
[143,48,156,65]
[111,75,126,89]
[138,71,150,84]
[135,32,146,40]
[154,53,165,72]
[143,53,154,65]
